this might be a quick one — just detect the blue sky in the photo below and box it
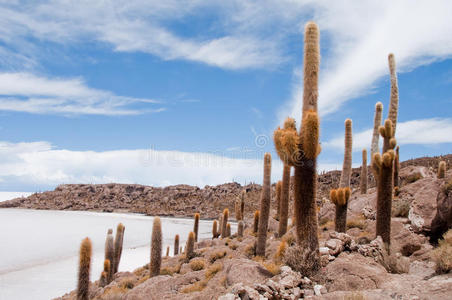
[0,1,451,191]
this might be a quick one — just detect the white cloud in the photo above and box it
[0,140,342,190]
[276,0,452,121]
[0,72,164,115]
[324,118,452,152]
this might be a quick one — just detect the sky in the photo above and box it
[0,0,451,192]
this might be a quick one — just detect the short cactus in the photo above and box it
[221,208,229,238]
[104,229,114,282]
[226,223,231,237]
[113,223,125,274]
[150,217,162,277]
[99,259,110,287]
[238,221,244,237]
[278,164,291,237]
[174,234,179,255]
[185,231,195,260]
[373,150,396,252]
[212,220,220,239]
[360,149,368,194]
[253,210,259,233]
[438,161,446,179]
[275,180,282,220]
[256,153,272,256]
[330,187,351,232]
[193,213,200,242]
[371,102,383,159]
[77,237,92,300]
[379,119,397,153]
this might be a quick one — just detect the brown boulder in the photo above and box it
[431,181,452,241]
[224,258,272,287]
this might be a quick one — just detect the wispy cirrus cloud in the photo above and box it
[324,118,452,152]
[0,72,164,115]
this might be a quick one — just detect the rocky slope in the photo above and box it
[49,155,452,300]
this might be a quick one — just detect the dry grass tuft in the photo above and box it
[343,292,367,300]
[262,261,281,275]
[244,242,256,258]
[346,215,366,230]
[209,250,227,263]
[181,280,207,293]
[274,241,287,263]
[432,229,452,274]
[189,258,206,271]
[205,262,223,280]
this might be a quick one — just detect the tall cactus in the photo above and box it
[388,53,399,134]
[212,220,220,239]
[221,208,229,238]
[394,146,400,187]
[340,119,353,188]
[360,149,368,194]
[256,153,272,256]
[274,22,320,258]
[275,181,282,220]
[371,102,383,158]
[185,231,195,260]
[278,164,291,236]
[113,223,125,274]
[150,217,162,277]
[438,161,446,179]
[373,150,396,252]
[174,234,179,255]
[104,229,114,282]
[226,223,231,237]
[193,213,200,242]
[240,190,245,220]
[253,210,260,233]
[77,237,92,300]
[330,187,351,232]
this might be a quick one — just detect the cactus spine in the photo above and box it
[438,161,446,178]
[186,231,195,260]
[113,223,125,274]
[150,217,162,277]
[193,213,200,242]
[174,234,179,255]
[360,149,368,194]
[278,164,291,236]
[221,208,229,238]
[388,54,399,134]
[274,22,321,258]
[330,187,351,232]
[238,221,244,237]
[371,102,383,158]
[104,229,114,282]
[394,146,400,187]
[275,180,282,220]
[253,210,259,233]
[256,153,272,256]
[77,237,92,300]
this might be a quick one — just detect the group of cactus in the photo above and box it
[77,223,125,299]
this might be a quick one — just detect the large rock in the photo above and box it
[224,258,273,287]
[431,181,452,241]
[322,253,389,292]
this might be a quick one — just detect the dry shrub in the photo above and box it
[274,241,287,263]
[209,250,227,263]
[160,263,181,276]
[136,275,149,285]
[319,217,329,227]
[229,243,238,250]
[262,261,281,276]
[244,243,256,258]
[205,262,223,280]
[281,231,296,246]
[101,286,128,300]
[283,245,320,277]
[392,198,411,217]
[181,280,207,293]
[189,258,206,271]
[432,229,452,274]
[406,173,422,183]
[119,277,135,289]
[346,215,366,230]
